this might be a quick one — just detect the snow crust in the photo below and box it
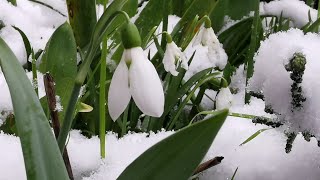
[262,0,317,28]
[250,29,320,138]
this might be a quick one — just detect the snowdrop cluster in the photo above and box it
[249,29,320,138]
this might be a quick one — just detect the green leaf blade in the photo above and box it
[39,22,77,123]
[0,37,69,179]
[117,109,228,180]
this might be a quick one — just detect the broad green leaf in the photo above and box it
[0,37,69,179]
[58,0,128,152]
[240,128,270,146]
[227,0,258,20]
[7,0,16,6]
[135,0,168,38]
[118,109,228,180]
[67,0,97,49]
[179,0,217,25]
[210,0,258,32]
[171,0,193,17]
[122,0,138,17]
[39,22,77,123]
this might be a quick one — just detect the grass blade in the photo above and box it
[240,128,270,146]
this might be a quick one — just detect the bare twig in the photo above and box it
[44,73,74,180]
[193,156,224,175]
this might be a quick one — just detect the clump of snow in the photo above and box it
[215,87,233,110]
[0,0,66,64]
[0,71,45,111]
[54,95,63,112]
[261,0,317,28]
[249,28,320,138]
[1,98,319,180]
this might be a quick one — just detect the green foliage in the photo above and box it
[1,0,301,178]
[240,129,270,146]
[67,0,97,49]
[210,0,258,32]
[39,22,77,123]
[0,37,69,179]
[118,109,228,180]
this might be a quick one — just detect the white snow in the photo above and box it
[249,29,320,138]
[0,0,320,180]
[261,0,317,28]
[0,0,66,64]
[0,71,45,114]
[1,98,319,180]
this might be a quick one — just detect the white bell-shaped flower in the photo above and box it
[215,87,233,110]
[108,47,165,121]
[193,26,228,70]
[163,39,188,76]
[108,22,164,121]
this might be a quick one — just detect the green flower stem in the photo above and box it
[167,73,217,130]
[31,51,38,97]
[99,33,108,159]
[98,1,109,159]
[228,112,257,119]
[121,107,129,137]
[197,15,211,28]
[57,9,131,153]
[57,84,81,152]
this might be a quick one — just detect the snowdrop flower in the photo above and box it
[163,34,188,76]
[108,22,164,121]
[193,18,228,70]
[215,78,233,110]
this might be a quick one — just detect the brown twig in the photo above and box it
[193,156,224,175]
[44,73,74,180]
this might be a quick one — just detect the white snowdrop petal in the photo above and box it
[129,47,164,117]
[163,42,188,76]
[163,45,179,76]
[216,87,233,110]
[108,59,131,121]
[193,26,205,47]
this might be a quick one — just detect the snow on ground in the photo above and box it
[1,0,320,180]
[261,0,317,28]
[1,96,319,180]
[0,71,45,124]
[0,0,66,64]
[249,29,320,138]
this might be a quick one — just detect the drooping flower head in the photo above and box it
[163,33,188,76]
[215,78,233,110]
[108,22,165,121]
[193,17,228,70]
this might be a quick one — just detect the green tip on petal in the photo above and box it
[220,78,228,88]
[121,22,142,49]
[166,33,172,43]
[204,16,211,28]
